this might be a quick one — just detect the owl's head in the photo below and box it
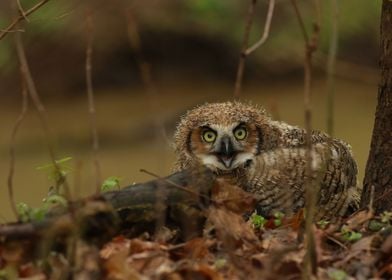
[174,101,279,172]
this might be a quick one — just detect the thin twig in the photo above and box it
[85,10,102,194]
[326,0,339,137]
[0,0,50,41]
[16,0,29,22]
[125,10,170,145]
[139,169,213,202]
[234,0,257,99]
[245,0,275,56]
[290,0,321,278]
[7,53,29,221]
[14,30,71,199]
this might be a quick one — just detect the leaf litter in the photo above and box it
[1,181,392,279]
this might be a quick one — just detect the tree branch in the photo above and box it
[85,10,102,193]
[7,42,29,220]
[234,0,257,99]
[14,27,71,198]
[0,0,50,41]
[290,0,321,278]
[245,0,275,56]
[326,0,339,137]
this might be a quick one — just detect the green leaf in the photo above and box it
[341,226,362,242]
[30,207,48,222]
[251,213,267,229]
[381,211,392,224]
[36,157,72,170]
[43,194,68,208]
[16,202,32,223]
[214,258,227,269]
[327,268,348,280]
[368,219,385,231]
[273,211,284,227]
[317,219,330,229]
[101,176,122,192]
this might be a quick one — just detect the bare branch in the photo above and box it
[14,28,71,198]
[234,0,257,99]
[0,0,50,41]
[125,10,170,145]
[16,0,30,22]
[290,0,321,278]
[7,40,29,220]
[245,0,275,56]
[326,0,339,137]
[85,10,102,194]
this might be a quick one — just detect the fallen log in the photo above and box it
[0,167,215,244]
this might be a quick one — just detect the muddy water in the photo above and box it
[0,78,377,221]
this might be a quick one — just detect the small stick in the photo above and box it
[85,10,102,193]
[0,0,50,41]
[234,0,276,98]
[16,0,29,22]
[125,10,170,145]
[234,0,257,99]
[290,0,321,278]
[7,56,29,220]
[245,0,275,56]
[326,0,339,137]
[140,169,213,202]
[14,30,71,199]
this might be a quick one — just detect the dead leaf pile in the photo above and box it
[1,182,392,279]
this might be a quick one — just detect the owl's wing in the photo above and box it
[243,139,359,219]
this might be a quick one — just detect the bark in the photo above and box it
[0,168,214,243]
[361,0,392,212]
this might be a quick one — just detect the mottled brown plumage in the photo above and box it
[174,101,360,218]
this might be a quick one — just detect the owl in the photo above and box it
[174,101,360,219]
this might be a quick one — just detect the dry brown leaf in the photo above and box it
[344,210,373,231]
[183,238,213,260]
[103,251,141,280]
[336,234,378,267]
[261,228,298,252]
[176,262,224,280]
[19,262,44,278]
[100,236,131,259]
[211,179,257,214]
[129,238,166,254]
[208,207,258,245]
[381,234,392,254]
[1,240,25,264]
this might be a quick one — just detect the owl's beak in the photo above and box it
[216,136,236,168]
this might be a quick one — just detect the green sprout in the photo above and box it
[368,219,384,232]
[36,156,72,190]
[250,213,267,229]
[380,211,392,224]
[273,211,285,227]
[327,268,348,280]
[16,192,68,223]
[101,176,122,192]
[341,226,362,242]
[317,219,330,229]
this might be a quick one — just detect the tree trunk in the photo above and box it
[361,0,392,212]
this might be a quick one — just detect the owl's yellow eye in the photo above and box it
[234,127,247,140]
[202,130,217,143]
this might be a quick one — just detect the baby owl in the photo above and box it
[174,101,360,218]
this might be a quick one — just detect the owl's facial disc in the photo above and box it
[194,123,255,171]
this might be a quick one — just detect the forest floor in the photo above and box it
[0,180,391,280]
